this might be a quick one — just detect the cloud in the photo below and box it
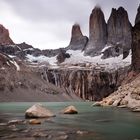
[0,0,139,49]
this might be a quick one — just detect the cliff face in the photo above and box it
[67,24,88,50]
[41,67,130,101]
[132,6,140,72]
[0,24,14,45]
[106,7,132,58]
[107,7,132,46]
[84,7,107,56]
[84,6,132,58]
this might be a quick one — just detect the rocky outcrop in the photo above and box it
[29,119,41,125]
[107,7,132,58]
[0,45,20,56]
[42,48,64,57]
[132,6,140,72]
[0,24,14,45]
[62,105,78,114]
[135,5,140,24]
[25,104,55,118]
[98,73,140,111]
[43,67,130,101]
[67,24,88,50]
[56,49,70,63]
[17,42,33,50]
[101,44,124,59]
[84,6,107,56]
[0,42,42,59]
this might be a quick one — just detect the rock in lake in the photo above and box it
[29,119,41,125]
[62,105,78,114]
[112,99,121,106]
[25,103,55,118]
[132,107,140,112]
[8,119,26,125]
[92,102,101,106]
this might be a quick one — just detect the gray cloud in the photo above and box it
[4,0,139,24]
[0,0,139,49]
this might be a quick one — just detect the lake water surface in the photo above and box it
[0,102,140,140]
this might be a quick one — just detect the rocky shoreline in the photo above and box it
[93,73,140,112]
[0,124,96,140]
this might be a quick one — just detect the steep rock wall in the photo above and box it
[41,67,130,101]
[84,7,107,56]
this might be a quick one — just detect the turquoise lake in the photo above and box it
[0,102,140,140]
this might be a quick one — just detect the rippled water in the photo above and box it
[0,102,140,140]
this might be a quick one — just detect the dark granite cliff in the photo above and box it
[105,7,132,59]
[84,7,107,56]
[67,24,88,50]
[132,5,140,72]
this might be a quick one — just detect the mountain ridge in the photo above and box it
[0,5,140,103]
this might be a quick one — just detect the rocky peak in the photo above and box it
[71,24,83,38]
[107,7,132,51]
[84,6,107,56]
[67,24,88,50]
[135,4,140,24]
[0,24,14,45]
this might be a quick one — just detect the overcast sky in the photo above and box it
[0,0,139,50]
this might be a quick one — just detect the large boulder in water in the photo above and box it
[25,103,55,118]
[29,119,41,125]
[62,105,78,114]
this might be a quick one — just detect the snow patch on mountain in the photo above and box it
[10,60,20,71]
[63,50,131,70]
[26,54,57,66]
[101,45,112,52]
[25,49,131,70]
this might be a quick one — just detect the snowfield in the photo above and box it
[26,54,57,65]
[63,50,131,70]
[26,49,131,70]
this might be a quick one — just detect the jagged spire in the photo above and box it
[71,24,83,38]
[84,6,107,56]
[67,24,88,50]
[107,6,131,47]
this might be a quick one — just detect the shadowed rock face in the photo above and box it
[56,49,70,63]
[0,24,14,45]
[67,24,88,50]
[43,67,130,101]
[107,7,132,57]
[132,6,140,72]
[135,5,140,24]
[84,7,107,56]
